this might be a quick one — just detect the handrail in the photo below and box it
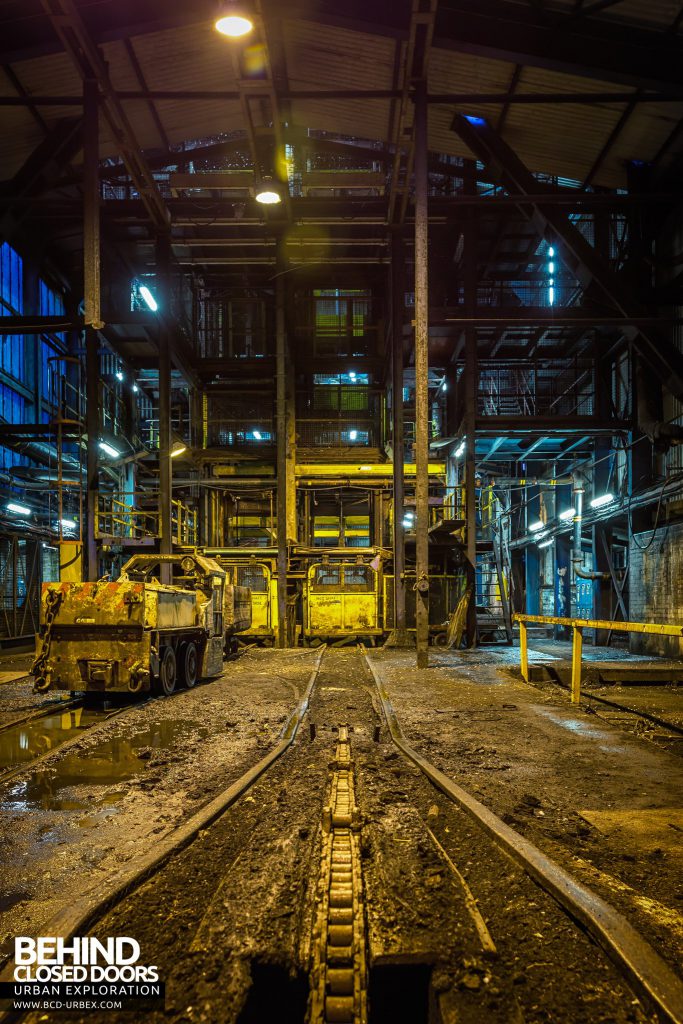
[513,613,683,703]
[96,493,197,545]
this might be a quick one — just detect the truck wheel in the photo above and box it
[180,642,198,688]
[154,647,177,696]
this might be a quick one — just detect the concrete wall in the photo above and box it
[629,522,683,657]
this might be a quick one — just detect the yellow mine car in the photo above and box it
[221,559,278,644]
[303,559,382,642]
[32,553,251,697]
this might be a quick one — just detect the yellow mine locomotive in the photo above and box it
[32,553,251,697]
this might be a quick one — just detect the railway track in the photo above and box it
[363,650,683,1024]
[1,646,681,1024]
[576,689,683,751]
[526,662,683,750]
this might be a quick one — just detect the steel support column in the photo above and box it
[390,229,410,644]
[286,361,297,543]
[85,330,99,581]
[464,333,478,647]
[83,77,101,582]
[276,270,288,648]
[463,165,478,648]
[414,79,430,668]
[156,235,172,584]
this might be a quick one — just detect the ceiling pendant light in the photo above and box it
[215,3,254,37]
[254,176,282,205]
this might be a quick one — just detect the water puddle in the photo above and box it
[0,706,111,773]
[2,720,209,813]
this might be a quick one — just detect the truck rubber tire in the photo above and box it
[179,641,198,688]
[154,647,177,696]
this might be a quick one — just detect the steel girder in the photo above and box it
[451,113,683,402]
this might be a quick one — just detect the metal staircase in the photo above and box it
[474,533,513,643]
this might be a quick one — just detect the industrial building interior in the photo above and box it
[0,1,682,1022]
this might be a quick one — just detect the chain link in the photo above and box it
[32,589,63,689]
[309,726,367,1024]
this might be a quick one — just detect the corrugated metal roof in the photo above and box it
[0,12,681,188]
[549,0,680,29]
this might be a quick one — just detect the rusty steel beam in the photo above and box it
[462,163,479,649]
[122,37,170,152]
[387,0,438,226]
[156,235,173,581]
[390,230,409,643]
[41,0,170,233]
[1,88,682,105]
[84,77,100,582]
[451,112,683,401]
[276,268,288,648]
[414,78,430,669]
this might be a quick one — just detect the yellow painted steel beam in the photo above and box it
[513,613,683,637]
[210,462,446,479]
[295,463,445,477]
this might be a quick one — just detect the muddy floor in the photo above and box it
[16,650,672,1024]
[370,647,683,973]
[0,649,319,952]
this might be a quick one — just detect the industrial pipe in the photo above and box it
[571,475,609,582]
[489,475,573,487]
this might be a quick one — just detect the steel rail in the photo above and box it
[0,645,326,1017]
[544,678,683,738]
[363,651,683,1024]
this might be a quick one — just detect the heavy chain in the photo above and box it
[32,588,63,688]
[309,726,367,1024]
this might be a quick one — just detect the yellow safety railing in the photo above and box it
[96,493,197,546]
[513,613,683,704]
[171,499,198,546]
[96,493,158,540]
